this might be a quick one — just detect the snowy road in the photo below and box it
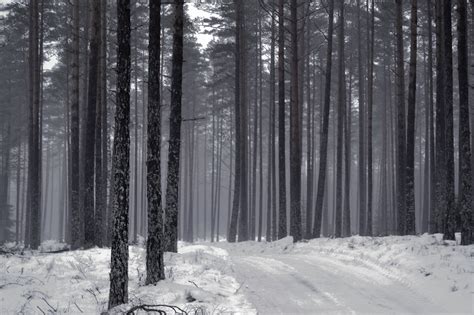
[230,253,446,314]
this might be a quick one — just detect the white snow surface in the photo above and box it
[0,234,472,314]
[0,242,254,314]
[214,234,473,314]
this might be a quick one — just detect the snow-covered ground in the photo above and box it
[216,234,474,314]
[0,241,254,314]
[0,234,472,314]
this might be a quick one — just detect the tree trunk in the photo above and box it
[313,0,334,238]
[27,0,41,249]
[405,0,418,235]
[366,0,374,236]
[335,0,345,238]
[395,0,407,235]
[277,0,287,240]
[83,0,101,246]
[146,0,164,285]
[357,0,366,236]
[69,0,81,249]
[164,0,184,252]
[457,0,473,245]
[443,0,456,240]
[108,0,131,309]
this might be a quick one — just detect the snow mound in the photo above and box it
[0,243,254,314]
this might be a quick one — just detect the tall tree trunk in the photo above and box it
[94,0,104,247]
[443,0,456,240]
[266,4,276,242]
[405,0,418,235]
[366,0,374,236]
[395,0,407,235]
[277,0,287,240]
[83,0,101,246]
[344,52,352,237]
[289,0,302,242]
[237,0,249,242]
[457,0,472,245]
[357,0,366,236]
[70,0,82,249]
[108,0,131,309]
[313,0,335,238]
[427,0,436,234]
[164,0,184,252]
[146,0,164,285]
[335,0,345,238]
[27,0,41,249]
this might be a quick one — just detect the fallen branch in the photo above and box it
[188,280,200,288]
[125,304,188,315]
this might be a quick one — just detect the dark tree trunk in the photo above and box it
[313,0,334,238]
[164,0,184,252]
[69,0,81,249]
[357,0,366,236]
[146,0,165,285]
[395,0,407,235]
[108,0,131,309]
[427,0,436,234]
[443,0,456,240]
[405,0,418,235]
[366,0,374,236]
[335,0,345,238]
[457,0,473,245]
[27,0,41,249]
[289,0,302,242]
[266,3,276,242]
[83,0,101,246]
[277,0,287,240]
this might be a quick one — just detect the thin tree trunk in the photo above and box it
[277,0,287,240]
[395,0,407,235]
[405,0,418,235]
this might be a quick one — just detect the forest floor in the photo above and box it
[0,234,472,314]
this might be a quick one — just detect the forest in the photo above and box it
[0,0,473,313]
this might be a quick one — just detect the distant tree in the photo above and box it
[108,0,131,309]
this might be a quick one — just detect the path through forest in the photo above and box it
[230,253,444,314]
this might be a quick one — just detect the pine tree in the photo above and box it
[457,0,472,245]
[146,0,165,284]
[108,0,131,309]
[313,0,334,238]
[164,0,185,252]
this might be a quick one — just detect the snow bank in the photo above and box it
[0,242,254,314]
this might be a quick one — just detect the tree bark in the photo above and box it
[164,0,184,252]
[457,0,473,244]
[146,0,165,285]
[108,0,131,309]
[313,0,334,238]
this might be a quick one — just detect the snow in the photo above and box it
[0,241,254,314]
[1,234,472,314]
[215,234,474,314]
